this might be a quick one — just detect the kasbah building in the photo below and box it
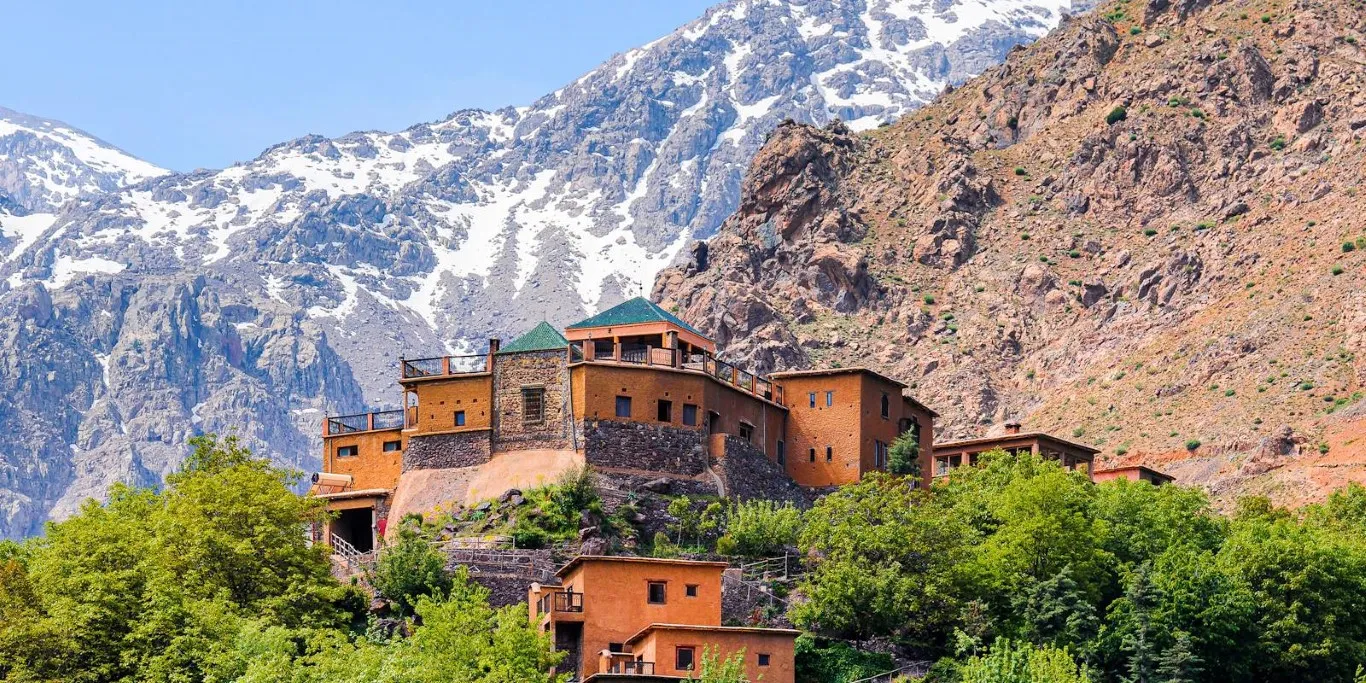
[310,297,1166,682]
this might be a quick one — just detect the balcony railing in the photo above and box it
[605,658,655,675]
[325,409,405,435]
[401,354,488,379]
[537,590,584,615]
[570,343,782,404]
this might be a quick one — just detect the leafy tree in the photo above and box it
[667,496,723,549]
[368,525,453,616]
[722,500,803,557]
[684,647,750,683]
[794,634,896,683]
[958,639,1092,683]
[888,430,921,479]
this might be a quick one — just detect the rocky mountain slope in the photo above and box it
[0,0,1093,537]
[656,0,1366,505]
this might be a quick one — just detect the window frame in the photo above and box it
[647,581,667,605]
[454,410,466,427]
[685,583,698,598]
[808,392,816,408]
[826,390,834,407]
[382,440,401,453]
[738,421,754,442]
[809,447,816,463]
[676,646,696,672]
[881,392,890,419]
[826,445,833,462]
[682,403,698,426]
[522,386,546,425]
[336,444,358,458]
[657,399,673,423]
[757,653,771,667]
[615,395,633,418]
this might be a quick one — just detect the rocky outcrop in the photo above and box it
[657,0,1366,506]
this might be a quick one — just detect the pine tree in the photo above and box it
[1121,564,1162,683]
[1155,631,1202,683]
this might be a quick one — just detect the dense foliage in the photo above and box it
[791,451,1366,683]
[0,435,562,683]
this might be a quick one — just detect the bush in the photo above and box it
[369,528,452,616]
[726,500,803,557]
[1014,167,1027,176]
[795,634,897,683]
[1185,439,1201,451]
[958,639,1092,683]
[1344,242,1357,253]
[1269,135,1287,151]
[1106,106,1128,125]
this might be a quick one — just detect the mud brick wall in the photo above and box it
[403,431,492,470]
[582,418,708,475]
[493,350,574,451]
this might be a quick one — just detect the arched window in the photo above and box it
[880,393,890,419]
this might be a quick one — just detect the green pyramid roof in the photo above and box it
[565,297,704,337]
[497,321,569,354]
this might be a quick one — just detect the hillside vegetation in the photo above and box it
[656,0,1366,506]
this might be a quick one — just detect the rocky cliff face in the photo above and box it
[0,0,1092,537]
[656,0,1366,505]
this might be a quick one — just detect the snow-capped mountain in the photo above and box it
[0,0,1089,538]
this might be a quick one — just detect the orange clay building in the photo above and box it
[527,556,798,682]
[1093,465,1175,485]
[931,421,1100,481]
[310,297,938,552]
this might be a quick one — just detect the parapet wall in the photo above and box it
[581,419,708,475]
[404,431,492,470]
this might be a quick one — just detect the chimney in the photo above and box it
[1004,420,1022,435]
[486,338,501,370]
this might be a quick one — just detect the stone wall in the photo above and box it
[582,418,708,475]
[715,435,811,507]
[493,350,574,452]
[403,431,491,470]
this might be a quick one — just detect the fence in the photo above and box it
[325,409,405,435]
[400,354,488,379]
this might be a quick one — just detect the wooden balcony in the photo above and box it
[400,354,489,380]
[536,590,584,621]
[569,342,783,405]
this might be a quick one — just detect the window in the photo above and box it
[657,399,673,423]
[609,642,625,653]
[935,456,950,476]
[454,410,466,427]
[826,446,833,463]
[676,647,696,671]
[382,440,401,452]
[616,395,633,418]
[682,403,698,426]
[685,584,698,597]
[647,581,666,604]
[739,422,754,442]
[809,448,816,463]
[522,387,545,424]
[808,392,816,408]
[777,440,785,466]
[875,440,888,469]
[336,445,358,458]
[826,391,834,407]
[881,393,890,419]
[758,654,771,667]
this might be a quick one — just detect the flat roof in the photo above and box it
[934,431,1100,455]
[555,555,729,579]
[624,623,802,645]
[310,488,391,501]
[1096,465,1175,479]
[769,366,908,389]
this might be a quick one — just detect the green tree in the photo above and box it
[1012,565,1098,655]
[722,500,803,557]
[959,639,1092,683]
[888,430,921,479]
[684,647,750,683]
[1118,564,1162,683]
[1155,631,1202,683]
[368,526,453,616]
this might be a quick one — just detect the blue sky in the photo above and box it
[3,0,717,172]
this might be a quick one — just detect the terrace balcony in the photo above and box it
[323,409,405,436]
[600,652,655,675]
[536,589,585,622]
[399,354,489,380]
[568,342,782,405]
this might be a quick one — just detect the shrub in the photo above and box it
[959,639,1093,683]
[1014,166,1028,176]
[1269,136,1287,151]
[924,294,937,305]
[1344,242,1357,253]
[1143,228,1158,236]
[726,500,803,557]
[1106,106,1128,125]
[368,528,452,616]
[795,634,896,683]
[1068,250,1081,259]
[1185,439,1202,451]
[1332,265,1345,275]
[1129,26,1142,35]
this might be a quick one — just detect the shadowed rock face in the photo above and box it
[655,0,1366,507]
[0,0,1090,537]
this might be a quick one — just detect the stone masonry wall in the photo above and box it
[492,350,574,452]
[716,435,811,507]
[582,418,708,475]
[403,431,492,470]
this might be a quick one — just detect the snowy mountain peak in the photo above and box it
[0,106,167,213]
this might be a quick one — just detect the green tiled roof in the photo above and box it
[497,321,569,354]
[565,297,704,336]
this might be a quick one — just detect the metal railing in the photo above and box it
[605,658,654,675]
[401,354,488,379]
[325,409,405,435]
[537,590,584,615]
[571,343,782,403]
[329,534,377,575]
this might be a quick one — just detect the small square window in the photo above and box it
[682,403,698,426]
[738,422,754,442]
[685,584,698,597]
[454,411,466,427]
[609,642,625,653]
[616,395,633,418]
[337,445,358,458]
[657,399,673,423]
[382,440,401,452]
[758,653,771,667]
[676,646,696,671]
[648,581,666,604]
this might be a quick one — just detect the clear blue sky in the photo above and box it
[3,0,717,172]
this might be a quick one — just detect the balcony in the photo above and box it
[400,354,488,380]
[570,343,783,405]
[602,653,655,676]
[536,590,584,620]
[324,409,405,436]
